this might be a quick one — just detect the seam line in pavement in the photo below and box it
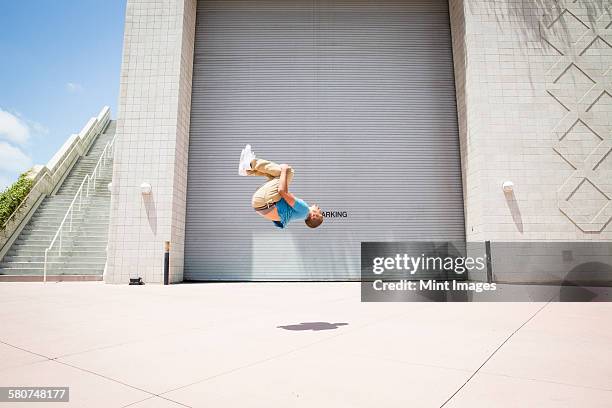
[120,396,160,408]
[480,371,612,392]
[0,339,52,361]
[53,359,194,408]
[0,338,191,408]
[52,359,163,399]
[439,302,551,408]
[1,306,403,407]
[157,310,410,397]
[121,395,193,408]
[0,289,363,407]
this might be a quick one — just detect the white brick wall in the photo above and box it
[105,0,196,284]
[451,0,612,241]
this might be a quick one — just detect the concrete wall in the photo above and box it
[451,0,612,241]
[106,0,196,284]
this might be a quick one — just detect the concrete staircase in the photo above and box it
[0,121,115,277]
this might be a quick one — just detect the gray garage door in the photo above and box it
[185,0,465,281]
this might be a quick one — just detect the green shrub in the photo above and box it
[0,173,34,229]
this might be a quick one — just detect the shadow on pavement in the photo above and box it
[277,322,349,331]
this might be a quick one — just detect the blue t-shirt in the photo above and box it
[273,198,310,229]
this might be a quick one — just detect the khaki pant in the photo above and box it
[248,158,294,208]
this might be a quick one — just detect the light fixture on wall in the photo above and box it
[107,182,113,193]
[502,181,514,193]
[140,182,152,195]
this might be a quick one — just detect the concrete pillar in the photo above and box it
[106,0,196,283]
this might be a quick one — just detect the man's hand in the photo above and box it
[278,163,295,206]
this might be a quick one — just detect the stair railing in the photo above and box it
[43,135,116,282]
[87,135,116,196]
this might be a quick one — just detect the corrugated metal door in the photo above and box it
[185,0,465,281]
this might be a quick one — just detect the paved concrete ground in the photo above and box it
[0,282,610,407]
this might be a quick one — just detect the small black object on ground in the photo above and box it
[129,277,144,285]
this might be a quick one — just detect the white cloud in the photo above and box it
[0,142,32,173]
[0,110,45,189]
[0,109,30,145]
[66,82,84,93]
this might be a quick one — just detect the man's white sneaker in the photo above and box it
[238,144,256,176]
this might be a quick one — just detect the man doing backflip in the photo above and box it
[238,145,323,229]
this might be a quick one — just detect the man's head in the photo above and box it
[305,204,323,228]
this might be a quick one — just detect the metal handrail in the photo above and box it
[87,136,116,196]
[43,135,116,281]
[43,175,90,281]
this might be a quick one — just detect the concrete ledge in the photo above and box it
[0,275,102,282]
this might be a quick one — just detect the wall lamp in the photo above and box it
[140,182,152,195]
[502,181,514,193]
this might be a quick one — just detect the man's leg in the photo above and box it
[246,169,273,180]
[240,145,294,182]
[249,159,294,208]
[247,158,294,182]
[251,178,281,209]
[247,158,280,178]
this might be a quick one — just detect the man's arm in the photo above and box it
[278,164,296,206]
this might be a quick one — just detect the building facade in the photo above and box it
[106,0,612,283]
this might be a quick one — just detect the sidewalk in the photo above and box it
[0,282,610,407]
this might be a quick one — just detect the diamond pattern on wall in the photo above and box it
[543,0,612,232]
[554,119,603,167]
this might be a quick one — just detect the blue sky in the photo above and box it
[0,0,126,190]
